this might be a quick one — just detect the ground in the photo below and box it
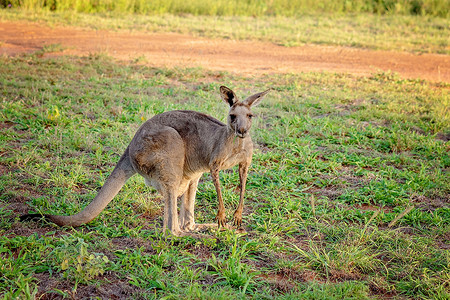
[1,20,448,82]
[0,18,449,299]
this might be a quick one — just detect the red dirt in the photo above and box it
[1,21,449,82]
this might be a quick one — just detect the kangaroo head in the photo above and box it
[220,86,270,138]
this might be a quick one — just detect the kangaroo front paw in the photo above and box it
[233,210,243,227]
[215,210,227,228]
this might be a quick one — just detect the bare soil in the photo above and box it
[1,21,449,82]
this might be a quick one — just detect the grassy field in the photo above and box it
[2,0,449,17]
[0,48,449,299]
[1,9,449,54]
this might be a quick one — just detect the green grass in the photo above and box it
[3,0,449,17]
[1,9,449,54]
[0,53,449,298]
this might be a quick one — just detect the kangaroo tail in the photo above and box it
[20,148,136,227]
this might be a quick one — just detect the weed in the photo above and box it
[53,235,110,288]
[208,235,260,295]
[32,43,66,57]
[0,274,38,299]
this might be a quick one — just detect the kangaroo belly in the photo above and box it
[144,177,162,193]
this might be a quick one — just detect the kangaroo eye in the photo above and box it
[248,114,253,119]
[230,114,236,121]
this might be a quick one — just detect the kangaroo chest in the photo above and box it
[214,139,252,171]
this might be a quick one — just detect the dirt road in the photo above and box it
[1,21,448,82]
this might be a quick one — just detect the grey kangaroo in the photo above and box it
[21,86,270,236]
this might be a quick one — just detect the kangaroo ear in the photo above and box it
[243,89,270,107]
[220,86,239,107]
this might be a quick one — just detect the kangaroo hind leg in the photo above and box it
[130,126,185,236]
[179,176,200,231]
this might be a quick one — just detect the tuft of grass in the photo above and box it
[41,43,65,53]
[0,53,448,298]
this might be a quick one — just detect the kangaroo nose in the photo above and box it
[237,128,247,136]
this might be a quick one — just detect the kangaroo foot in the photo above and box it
[192,223,235,232]
[165,229,206,239]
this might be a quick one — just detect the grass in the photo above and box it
[3,0,449,17]
[1,9,449,54]
[0,52,448,298]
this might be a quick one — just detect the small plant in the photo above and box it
[46,105,60,122]
[0,274,38,300]
[33,43,66,57]
[42,43,65,53]
[53,236,109,288]
[291,240,332,279]
[208,236,260,294]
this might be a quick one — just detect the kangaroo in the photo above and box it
[21,86,270,236]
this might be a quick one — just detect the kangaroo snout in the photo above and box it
[236,127,248,138]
